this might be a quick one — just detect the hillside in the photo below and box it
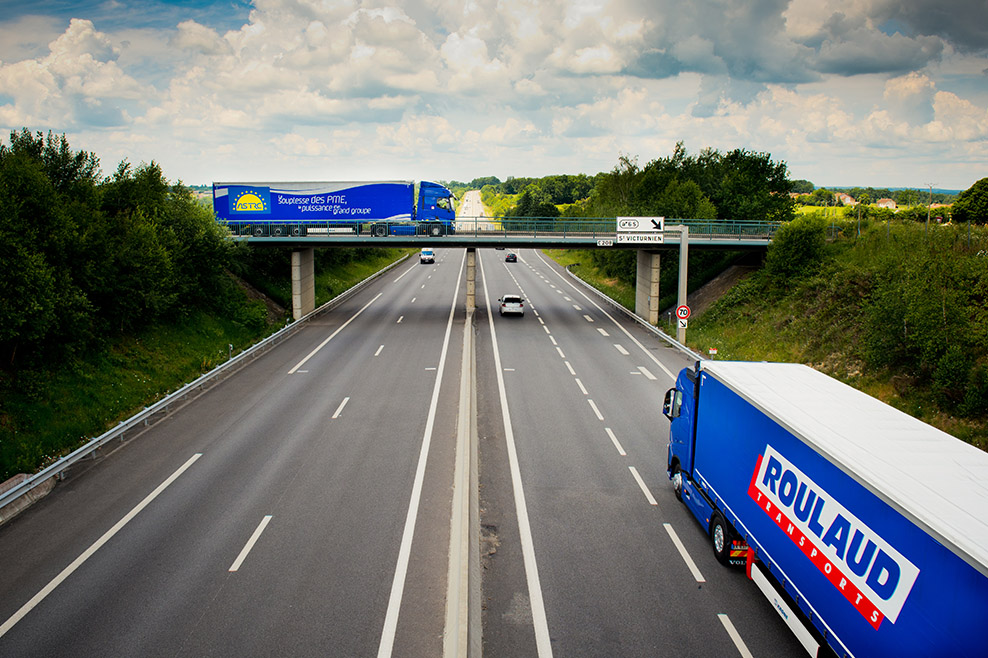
[552,215,988,450]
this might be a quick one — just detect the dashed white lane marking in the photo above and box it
[638,366,657,380]
[664,523,706,583]
[605,428,626,456]
[575,378,588,395]
[629,467,657,505]
[397,316,404,324]
[565,362,576,376]
[718,614,755,658]
[229,515,273,572]
[332,397,350,418]
[583,315,594,322]
[588,399,604,421]
[375,345,384,356]
[597,328,609,337]
[614,344,630,355]
[556,347,566,358]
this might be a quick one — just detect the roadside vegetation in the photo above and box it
[0,130,407,480]
[471,153,988,450]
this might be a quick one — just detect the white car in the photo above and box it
[498,294,525,316]
[420,248,435,264]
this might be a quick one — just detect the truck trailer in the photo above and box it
[662,360,988,657]
[212,180,456,238]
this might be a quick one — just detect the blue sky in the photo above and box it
[0,0,985,190]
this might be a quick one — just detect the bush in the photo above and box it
[765,215,827,281]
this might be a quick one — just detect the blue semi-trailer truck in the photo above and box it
[662,360,988,657]
[212,180,456,237]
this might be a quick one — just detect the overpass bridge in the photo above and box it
[232,214,780,331]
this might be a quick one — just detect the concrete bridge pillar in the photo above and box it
[466,248,476,310]
[292,247,315,320]
[635,250,661,325]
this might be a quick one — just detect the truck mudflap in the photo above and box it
[746,552,823,657]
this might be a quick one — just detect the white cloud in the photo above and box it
[0,0,983,189]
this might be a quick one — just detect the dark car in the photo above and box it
[505,252,517,262]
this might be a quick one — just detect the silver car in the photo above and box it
[498,294,525,316]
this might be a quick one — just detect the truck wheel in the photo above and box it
[671,463,684,502]
[711,513,732,565]
[429,223,445,237]
[372,224,388,237]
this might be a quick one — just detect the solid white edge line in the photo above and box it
[332,397,350,419]
[628,466,657,505]
[229,515,273,572]
[393,262,418,282]
[479,251,554,658]
[377,250,465,658]
[718,614,755,658]
[534,252,676,380]
[289,293,383,374]
[0,453,202,639]
[663,522,706,583]
[605,428,627,456]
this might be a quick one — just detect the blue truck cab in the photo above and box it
[663,360,988,658]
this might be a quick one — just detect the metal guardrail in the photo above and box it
[229,217,781,245]
[562,265,704,363]
[0,254,410,517]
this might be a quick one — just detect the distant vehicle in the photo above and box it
[498,295,524,316]
[663,360,988,658]
[505,252,517,262]
[420,248,435,264]
[495,247,505,250]
[213,180,456,238]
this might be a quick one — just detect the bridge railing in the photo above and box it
[222,216,782,242]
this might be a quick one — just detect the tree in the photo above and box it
[791,179,815,194]
[952,178,988,225]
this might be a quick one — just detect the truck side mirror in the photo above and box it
[663,388,682,419]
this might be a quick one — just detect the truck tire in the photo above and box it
[711,513,732,565]
[372,224,388,237]
[671,463,684,502]
[429,223,445,237]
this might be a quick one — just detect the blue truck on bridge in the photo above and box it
[662,360,988,657]
[212,180,456,238]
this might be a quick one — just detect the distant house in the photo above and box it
[876,198,897,209]
[835,193,858,206]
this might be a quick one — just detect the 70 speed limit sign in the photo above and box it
[676,305,691,320]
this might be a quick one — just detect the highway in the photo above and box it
[0,244,806,656]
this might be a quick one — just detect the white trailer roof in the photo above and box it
[700,360,988,577]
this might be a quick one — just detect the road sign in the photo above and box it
[617,216,665,232]
[678,318,688,329]
[676,305,691,320]
[617,234,664,244]
[596,239,614,247]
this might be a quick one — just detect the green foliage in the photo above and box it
[791,179,815,194]
[952,178,988,225]
[690,220,988,448]
[765,215,827,281]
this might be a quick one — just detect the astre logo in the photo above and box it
[232,188,270,214]
[749,445,919,630]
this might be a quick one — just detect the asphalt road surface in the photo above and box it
[0,247,806,657]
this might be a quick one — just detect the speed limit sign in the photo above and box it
[676,305,691,320]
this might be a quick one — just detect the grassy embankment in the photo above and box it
[546,216,988,450]
[1,248,410,480]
